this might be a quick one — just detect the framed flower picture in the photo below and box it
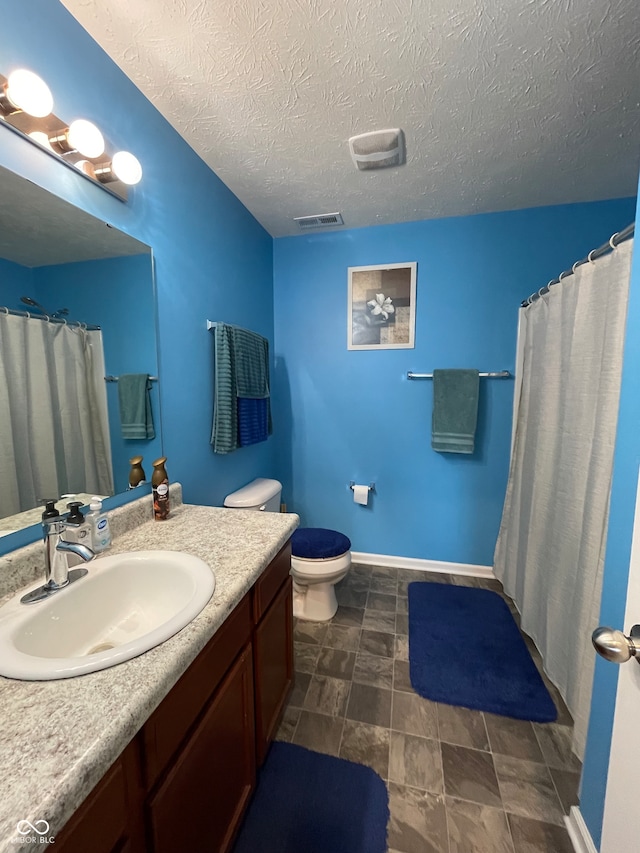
[347,262,417,350]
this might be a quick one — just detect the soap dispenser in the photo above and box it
[41,500,61,524]
[64,501,92,546]
[87,496,112,553]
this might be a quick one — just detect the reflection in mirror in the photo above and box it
[0,165,161,543]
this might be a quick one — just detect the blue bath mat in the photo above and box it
[232,742,389,853]
[408,582,557,722]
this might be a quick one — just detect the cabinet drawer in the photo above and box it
[143,593,252,789]
[252,542,291,623]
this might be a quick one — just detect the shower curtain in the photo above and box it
[494,239,633,759]
[0,313,114,518]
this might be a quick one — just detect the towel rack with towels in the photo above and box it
[105,375,158,382]
[407,370,511,380]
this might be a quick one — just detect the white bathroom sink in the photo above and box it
[0,550,215,680]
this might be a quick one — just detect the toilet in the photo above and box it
[290,527,351,622]
[223,478,351,622]
[223,477,283,513]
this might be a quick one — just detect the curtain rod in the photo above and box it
[0,306,100,331]
[522,222,635,308]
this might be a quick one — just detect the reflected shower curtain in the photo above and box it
[0,314,114,518]
[494,239,633,759]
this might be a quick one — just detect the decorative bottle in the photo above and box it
[128,456,146,488]
[152,456,170,520]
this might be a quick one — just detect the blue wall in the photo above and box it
[33,255,162,492]
[0,0,277,541]
[580,192,640,847]
[273,199,636,565]
[0,258,35,303]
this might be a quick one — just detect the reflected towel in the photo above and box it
[431,369,479,454]
[118,374,155,439]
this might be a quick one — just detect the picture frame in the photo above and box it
[347,262,417,350]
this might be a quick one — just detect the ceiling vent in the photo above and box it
[294,212,344,230]
[348,129,405,171]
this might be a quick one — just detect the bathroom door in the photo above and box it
[599,466,640,851]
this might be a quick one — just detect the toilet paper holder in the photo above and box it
[349,481,375,493]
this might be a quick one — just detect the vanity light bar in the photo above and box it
[0,69,142,201]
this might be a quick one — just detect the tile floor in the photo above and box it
[275,565,580,853]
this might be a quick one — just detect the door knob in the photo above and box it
[592,625,640,664]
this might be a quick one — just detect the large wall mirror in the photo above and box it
[0,164,161,552]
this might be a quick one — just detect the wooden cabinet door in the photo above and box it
[147,645,256,853]
[54,738,144,853]
[253,577,293,765]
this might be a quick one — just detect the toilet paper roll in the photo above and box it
[353,484,370,506]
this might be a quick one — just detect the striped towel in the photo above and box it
[211,323,271,453]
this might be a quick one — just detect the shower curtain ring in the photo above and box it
[588,249,597,262]
[559,270,570,281]
[609,232,620,249]
[572,260,582,273]
[1,307,8,315]
[25,311,30,320]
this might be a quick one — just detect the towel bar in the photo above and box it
[105,375,158,382]
[407,370,511,380]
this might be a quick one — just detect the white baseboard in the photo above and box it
[350,551,495,579]
[565,807,598,853]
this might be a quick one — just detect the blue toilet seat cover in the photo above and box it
[291,528,351,560]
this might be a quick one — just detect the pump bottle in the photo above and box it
[87,497,112,553]
[63,501,92,546]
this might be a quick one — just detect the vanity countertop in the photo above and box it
[0,502,299,852]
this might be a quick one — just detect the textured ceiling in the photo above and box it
[61,0,640,237]
[0,166,149,266]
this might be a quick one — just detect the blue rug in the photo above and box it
[408,582,557,722]
[232,742,389,853]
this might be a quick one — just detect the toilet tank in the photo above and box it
[223,478,282,512]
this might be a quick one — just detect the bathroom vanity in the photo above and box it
[0,493,298,853]
[56,541,292,853]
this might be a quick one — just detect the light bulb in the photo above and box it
[5,69,53,117]
[112,151,142,185]
[75,160,96,179]
[67,119,105,158]
[28,131,54,151]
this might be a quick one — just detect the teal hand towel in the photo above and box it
[118,374,155,440]
[432,369,480,454]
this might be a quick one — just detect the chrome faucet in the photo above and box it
[21,504,95,605]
